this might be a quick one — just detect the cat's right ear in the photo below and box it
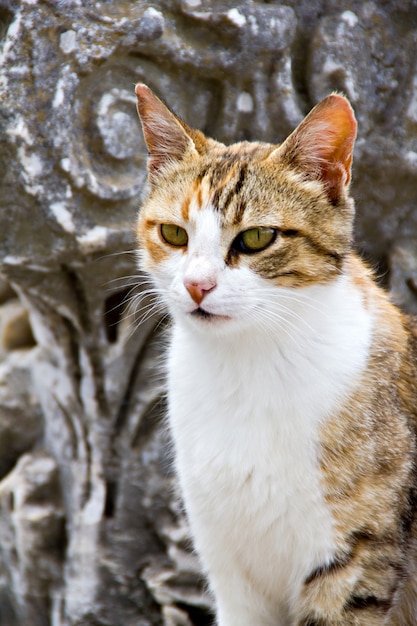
[135,83,201,183]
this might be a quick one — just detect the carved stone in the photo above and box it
[0,1,416,625]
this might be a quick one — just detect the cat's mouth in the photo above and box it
[191,307,231,322]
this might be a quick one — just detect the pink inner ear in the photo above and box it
[277,94,357,204]
[135,83,197,181]
[135,83,159,152]
[135,83,187,154]
[313,97,357,187]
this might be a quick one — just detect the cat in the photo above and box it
[134,82,417,626]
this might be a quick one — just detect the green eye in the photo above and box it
[160,224,188,247]
[236,228,277,253]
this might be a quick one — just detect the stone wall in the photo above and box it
[0,1,416,625]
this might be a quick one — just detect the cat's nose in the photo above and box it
[184,278,216,305]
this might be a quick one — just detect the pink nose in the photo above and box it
[184,279,216,305]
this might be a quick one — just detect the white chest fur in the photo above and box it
[166,276,373,625]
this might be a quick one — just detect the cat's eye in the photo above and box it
[234,228,277,253]
[160,224,188,247]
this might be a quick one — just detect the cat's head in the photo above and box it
[135,83,357,336]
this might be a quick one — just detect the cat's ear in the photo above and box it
[135,83,205,183]
[271,94,357,204]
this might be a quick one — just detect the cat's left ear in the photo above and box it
[271,94,357,205]
[135,83,206,183]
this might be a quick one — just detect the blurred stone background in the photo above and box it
[0,1,416,625]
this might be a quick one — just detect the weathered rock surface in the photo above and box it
[0,1,416,625]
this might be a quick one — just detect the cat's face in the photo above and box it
[135,85,357,335]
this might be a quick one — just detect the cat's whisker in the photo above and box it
[219,287,332,321]
[122,307,169,347]
[96,249,137,261]
[108,289,157,319]
[256,290,333,319]
[252,305,302,332]
[105,275,146,285]
[251,308,308,348]
[104,288,142,317]
[131,297,167,326]
[103,284,161,324]
[224,292,322,337]
[104,273,152,290]
[116,284,161,307]
[260,305,319,337]
[249,310,301,350]
[123,292,153,319]
[118,296,168,347]
[124,285,160,299]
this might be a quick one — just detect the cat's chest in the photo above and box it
[167,325,343,601]
[168,321,337,469]
[170,342,322,474]
[168,321,352,454]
